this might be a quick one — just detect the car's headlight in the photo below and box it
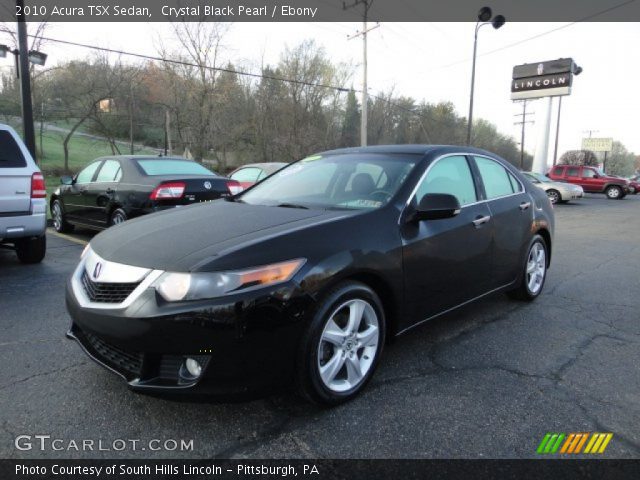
[155,259,306,302]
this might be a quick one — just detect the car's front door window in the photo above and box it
[415,155,478,206]
[76,162,101,184]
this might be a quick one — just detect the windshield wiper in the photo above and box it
[276,202,309,209]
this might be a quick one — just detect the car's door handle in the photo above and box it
[519,201,531,211]
[79,188,88,193]
[472,215,491,227]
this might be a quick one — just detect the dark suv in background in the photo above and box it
[547,165,630,200]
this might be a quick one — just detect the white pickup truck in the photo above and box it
[0,124,46,263]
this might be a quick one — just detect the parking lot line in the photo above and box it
[47,228,88,246]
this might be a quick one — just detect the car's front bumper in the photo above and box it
[65,253,314,397]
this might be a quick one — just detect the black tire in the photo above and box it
[605,185,623,200]
[546,189,561,205]
[506,234,548,301]
[15,234,46,264]
[109,208,128,226]
[51,199,74,233]
[296,281,386,406]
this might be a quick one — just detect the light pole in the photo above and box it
[466,6,505,146]
[0,0,48,163]
[553,64,582,165]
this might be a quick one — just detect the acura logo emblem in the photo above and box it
[93,262,103,279]
[203,181,212,190]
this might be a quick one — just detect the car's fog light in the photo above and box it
[185,357,202,378]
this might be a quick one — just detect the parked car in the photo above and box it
[65,145,554,405]
[522,171,583,204]
[0,124,46,263]
[228,162,288,189]
[547,164,630,199]
[625,175,639,194]
[50,156,242,232]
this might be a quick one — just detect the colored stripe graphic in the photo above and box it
[540,433,614,454]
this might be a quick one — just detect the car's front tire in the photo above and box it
[51,199,74,233]
[296,281,385,406]
[15,234,46,264]
[546,189,561,205]
[507,234,548,301]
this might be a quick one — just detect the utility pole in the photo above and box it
[344,0,377,147]
[129,82,134,154]
[513,100,534,170]
[552,97,562,165]
[16,0,37,162]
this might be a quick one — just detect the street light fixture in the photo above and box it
[466,6,506,145]
[0,44,9,58]
[28,50,47,66]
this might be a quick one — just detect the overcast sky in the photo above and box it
[2,21,639,159]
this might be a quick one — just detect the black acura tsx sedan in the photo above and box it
[65,145,554,405]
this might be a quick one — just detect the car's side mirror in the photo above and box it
[60,176,73,185]
[413,193,461,221]
[592,174,599,179]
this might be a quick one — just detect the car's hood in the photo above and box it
[90,201,343,271]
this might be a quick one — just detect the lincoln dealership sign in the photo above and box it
[511,58,578,100]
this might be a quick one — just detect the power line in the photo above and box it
[3,30,432,141]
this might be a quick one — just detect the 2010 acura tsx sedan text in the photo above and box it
[65,145,554,405]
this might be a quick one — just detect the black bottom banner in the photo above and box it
[2,459,640,480]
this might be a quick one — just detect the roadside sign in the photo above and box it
[581,137,613,152]
[511,58,578,100]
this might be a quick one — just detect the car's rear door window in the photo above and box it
[474,156,516,200]
[0,130,27,168]
[417,155,477,206]
[566,167,580,177]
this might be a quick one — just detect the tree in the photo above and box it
[557,150,599,167]
[340,89,359,147]
[606,141,636,176]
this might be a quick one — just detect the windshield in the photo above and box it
[136,159,216,176]
[239,153,418,210]
[526,172,551,183]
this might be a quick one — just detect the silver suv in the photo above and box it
[0,124,47,263]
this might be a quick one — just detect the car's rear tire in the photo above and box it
[51,199,74,233]
[15,234,46,264]
[109,208,127,226]
[296,281,385,406]
[546,189,561,204]
[605,185,623,200]
[506,234,547,301]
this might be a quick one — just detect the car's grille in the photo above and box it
[81,269,140,303]
[83,330,143,377]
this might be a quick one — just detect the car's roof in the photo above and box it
[317,144,498,157]
[94,155,196,162]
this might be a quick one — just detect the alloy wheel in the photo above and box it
[547,190,560,204]
[526,242,546,295]
[52,202,63,231]
[111,212,126,225]
[607,187,620,199]
[317,299,379,393]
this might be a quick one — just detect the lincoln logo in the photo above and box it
[537,63,544,75]
[203,181,212,190]
[93,262,103,279]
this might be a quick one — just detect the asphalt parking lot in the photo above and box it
[1,194,639,459]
